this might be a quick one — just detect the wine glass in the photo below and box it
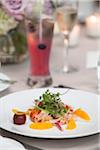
[97,51,100,94]
[55,0,78,73]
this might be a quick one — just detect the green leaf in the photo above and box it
[37,90,66,117]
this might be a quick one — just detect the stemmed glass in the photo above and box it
[97,51,100,93]
[55,0,78,73]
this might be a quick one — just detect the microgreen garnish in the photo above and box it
[36,90,67,117]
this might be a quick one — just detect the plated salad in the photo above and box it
[12,90,90,131]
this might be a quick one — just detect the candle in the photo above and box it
[86,13,100,38]
[69,24,80,47]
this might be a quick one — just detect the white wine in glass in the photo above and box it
[56,7,77,34]
[56,2,78,73]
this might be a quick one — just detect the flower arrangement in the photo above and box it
[1,0,63,20]
[0,0,63,63]
[0,7,17,35]
[0,4,27,64]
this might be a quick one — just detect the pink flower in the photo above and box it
[1,0,55,20]
[1,0,28,20]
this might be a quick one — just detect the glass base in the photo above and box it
[27,75,53,88]
[98,85,100,94]
[62,66,78,73]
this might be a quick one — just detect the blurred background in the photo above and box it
[0,1,100,150]
[0,0,100,94]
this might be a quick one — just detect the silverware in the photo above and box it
[0,79,16,84]
[54,85,76,89]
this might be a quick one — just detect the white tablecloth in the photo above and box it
[0,25,99,150]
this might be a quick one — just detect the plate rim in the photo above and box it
[0,125,99,139]
[0,87,98,98]
[0,88,99,139]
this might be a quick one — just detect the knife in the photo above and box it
[0,79,16,84]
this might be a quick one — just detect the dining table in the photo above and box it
[0,25,99,150]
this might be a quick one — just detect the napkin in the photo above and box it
[86,51,99,68]
[0,136,25,150]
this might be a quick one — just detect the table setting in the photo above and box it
[0,0,100,150]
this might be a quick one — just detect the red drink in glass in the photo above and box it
[26,18,54,86]
[28,33,52,76]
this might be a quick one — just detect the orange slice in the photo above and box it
[74,109,90,121]
[30,122,53,130]
[67,118,76,130]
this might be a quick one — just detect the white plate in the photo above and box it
[0,136,25,150]
[0,88,99,139]
[0,73,10,92]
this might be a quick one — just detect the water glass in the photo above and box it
[25,1,54,87]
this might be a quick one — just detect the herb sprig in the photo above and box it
[36,90,67,117]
